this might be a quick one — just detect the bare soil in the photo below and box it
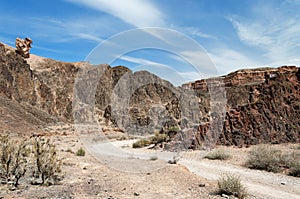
[1,126,299,199]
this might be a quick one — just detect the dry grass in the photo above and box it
[217,174,247,199]
[132,133,168,148]
[204,148,231,160]
[246,145,300,176]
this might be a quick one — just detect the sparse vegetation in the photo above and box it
[246,145,284,172]
[0,133,63,188]
[31,137,62,185]
[66,148,74,154]
[149,156,158,161]
[132,132,168,148]
[204,148,231,160]
[289,163,300,177]
[76,147,86,156]
[246,145,300,176]
[217,174,247,199]
[0,134,29,187]
[150,132,168,144]
[132,139,151,148]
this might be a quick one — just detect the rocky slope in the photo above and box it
[0,42,299,146]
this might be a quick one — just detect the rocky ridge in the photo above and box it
[182,66,300,146]
[0,42,299,147]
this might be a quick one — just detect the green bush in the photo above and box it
[76,147,86,156]
[151,133,167,144]
[217,174,247,199]
[204,148,231,160]
[246,145,283,173]
[132,139,151,148]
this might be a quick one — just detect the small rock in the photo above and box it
[281,182,286,185]
[83,167,87,170]
[188,187,192,190]
[134,192,139,196]
[199,183,205,187]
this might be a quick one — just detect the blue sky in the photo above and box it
[1,0,300,85]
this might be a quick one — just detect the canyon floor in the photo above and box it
[1,125,299,199]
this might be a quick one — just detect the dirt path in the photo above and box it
[83,139,300,199]
[179,158,300,199]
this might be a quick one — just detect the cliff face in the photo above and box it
[0,43,81,124]
[183,66,300,146]
[0,42,299,146]
[0,43,193,135]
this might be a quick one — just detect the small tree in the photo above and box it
[0,134,29,187]
[10,141,29,186]
[0,134,14,180]
[32,137,62,185]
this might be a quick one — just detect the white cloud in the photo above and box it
[208,49,262,75]
[66,0,165,27]
[179,26,217,40]
[117,55,203,85]
[119,55,159,66]
[73,33,104,43]
[229,2,300,67]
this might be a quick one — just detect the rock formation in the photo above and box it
[0,42,299,147]
[182,66,300,147]
[15,37,32,58]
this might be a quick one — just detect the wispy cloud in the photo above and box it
[229,1,300,66]
[117,55,203,85]
[208,49,261,75]
[119,55,159,66]
[66,0,165,27]
[178,26,217,40]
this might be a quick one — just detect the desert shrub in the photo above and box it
[132,139,151,148]
[149,156,158,161]
[66,148,74,154]
[167,126,180,132]
[151,133,168,144]
[10,141,29,186]
[76,148,85,156]
[289,163,300,177]
[31,137,62,185]
[246,145,284,173]
[217,174,247,199]
[0,134,29,186]
[133,132,168,149]
[204,148,231,160]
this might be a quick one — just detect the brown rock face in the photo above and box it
[184,66,300,147]
[0,42,299,147]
